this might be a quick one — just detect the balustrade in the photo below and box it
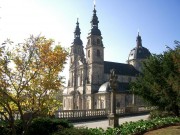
[55,106,151,120]
[0,106,151,121]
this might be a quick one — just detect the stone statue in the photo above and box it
[108,68,119,127]
[109,69,118,90]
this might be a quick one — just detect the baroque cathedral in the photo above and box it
[63,5,151,110]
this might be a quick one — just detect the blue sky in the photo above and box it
[0,0,180,80]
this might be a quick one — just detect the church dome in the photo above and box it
[98,82,129,93]
[128,46,151,60]
[128,33,151,61]
[98,82,110,93]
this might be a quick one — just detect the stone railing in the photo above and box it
[0,106,151,121]
[55,106,151,121]
[55,109,108,121]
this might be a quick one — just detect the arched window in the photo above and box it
[117,102,120,108]
[97,39,100,44]
[101,100,104,109]
[88,50,90,58]
[128,77,131,82]
[88,39,90,45]
[97,49,100,57]
[71,72,74,86]
[70,58,72,63]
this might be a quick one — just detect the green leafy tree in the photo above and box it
[131,41,180,116]
[0,36,68,135]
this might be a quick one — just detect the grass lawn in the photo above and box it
[144,126,180,135]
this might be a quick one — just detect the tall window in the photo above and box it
[80,70,82,86]
[78,48,80,53]
[117,102,120,108]
[63,99,66,108]
[78,74,80,86]
[88,39,90,45]
[70,58,72,63]
[88,50,90,57]
[86,100,89,109]
[71,72,73,86]
[101,100,104,109]
[97,49,100,57]
[97,39,100,44]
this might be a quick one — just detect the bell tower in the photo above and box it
[68,18,85,91]
[86,5,104,94]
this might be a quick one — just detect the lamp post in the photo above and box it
[108,69,119,127]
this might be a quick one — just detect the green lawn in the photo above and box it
[144,126,180,135]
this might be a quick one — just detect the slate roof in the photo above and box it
[90,26,101,36]
[104,61,139,76]
[73,37,83,45]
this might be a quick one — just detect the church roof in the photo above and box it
[104,61,139,76]
[73,38,83,45]
[90,26,101,36]
[98,81,129,93]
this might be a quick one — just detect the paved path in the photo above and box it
[74,114,149,129]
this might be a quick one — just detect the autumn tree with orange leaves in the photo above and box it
[0,36,68,135]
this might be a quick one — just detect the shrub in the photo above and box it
[149,109,175,119]
[28,117,73,135]
[53,127,103,135]
[53,117,180,135]
[0,118,73,135]
[0,126,11,135]
[0,120,22,135]
[117,117,180,135]
[14,120,24,135]
[52,118,73,129]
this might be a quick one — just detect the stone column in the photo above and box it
[108,69,119,127]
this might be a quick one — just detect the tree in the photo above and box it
[131,41,180,116]
[0,36,68,135]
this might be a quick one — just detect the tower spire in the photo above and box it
[91,5,99,28]
[136,32,142,47]
[89,2,101,36]
[74,18,80,38]
[93,0,96,8]
[73,18,82,45]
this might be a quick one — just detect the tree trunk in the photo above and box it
[10,120,16,135]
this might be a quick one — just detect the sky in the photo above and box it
[0,0,180,83]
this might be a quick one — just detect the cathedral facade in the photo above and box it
[63,6,151,110]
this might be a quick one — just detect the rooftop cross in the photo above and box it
[137,28,140,36]
[93,0,96,8]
